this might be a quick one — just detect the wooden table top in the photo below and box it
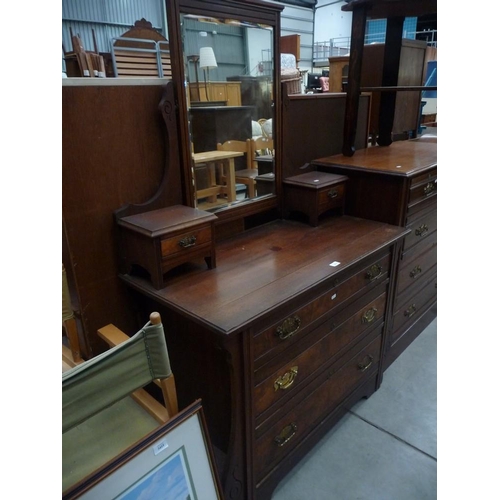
[121,216,409,335]
[192,150,244,164]
[313,139,437,176]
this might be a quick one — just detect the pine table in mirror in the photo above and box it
[117,205,217,289]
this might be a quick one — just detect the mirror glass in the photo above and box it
[179,13,275,213]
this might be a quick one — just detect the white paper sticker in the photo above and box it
[153,438,169,456]
[329,261,340,267]
[331,293,337,300]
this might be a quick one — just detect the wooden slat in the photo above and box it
[131,389,170,423]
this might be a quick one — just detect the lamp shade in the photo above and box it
[199,47,218,70]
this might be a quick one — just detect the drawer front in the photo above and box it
[408,179,437,206]
[160,225,212,259]
[318,183,346,211]
[397,244,437,296]
[253,253,390,362]
[254,334,382,481]
[392,275,437,342]
[254,292,387,416]
[410,168,437,187]
[403,209,437,253]
[401,229,437,263]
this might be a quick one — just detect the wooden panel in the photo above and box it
[281,93,370,179]
[281,34,300,61]
[62,82,183,355]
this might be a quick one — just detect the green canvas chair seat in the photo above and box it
[62,313,175,494]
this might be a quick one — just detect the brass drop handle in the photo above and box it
[409,265,422,278]
[357,354,374,372]
[178,235,197,248]
[361,307,378,324]
[274,366,298,391]
[274,423,297,447]
[365,264,382,281]
[415,224,429,237]
[276,315,301,340]
[327,189,338,199]
[423,182,436,196]
[404,304,417,318]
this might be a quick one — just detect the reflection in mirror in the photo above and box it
[179,14,275,213]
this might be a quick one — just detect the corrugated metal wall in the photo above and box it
[62,0,315,74]
[182,18,246,82]
[62,0,167,54]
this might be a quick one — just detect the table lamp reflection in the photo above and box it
[199,47,218,101]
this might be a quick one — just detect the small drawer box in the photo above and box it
[117,205,217,289]
[283,171,349,226]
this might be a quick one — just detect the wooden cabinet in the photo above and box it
[120,216,408,499]
[189,106,254,153]
[312,139,437,370]
[189,81,242,106]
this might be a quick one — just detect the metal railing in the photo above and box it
[313,29,437,64]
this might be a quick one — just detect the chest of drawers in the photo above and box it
[120,216,407,499]
[116,205,217,290]
[311,139,437,370]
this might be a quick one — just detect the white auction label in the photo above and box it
[329,261,340,267]
[153,438,169,456]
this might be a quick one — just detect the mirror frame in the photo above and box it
[167,0,283,224]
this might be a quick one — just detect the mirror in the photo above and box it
[179,11,276,213]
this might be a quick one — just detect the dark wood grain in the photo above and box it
[121,217,408,333]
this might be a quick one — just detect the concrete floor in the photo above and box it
[271,318,437,500]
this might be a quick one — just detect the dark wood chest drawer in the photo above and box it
[396,244,437,296]
[410,168,437,188]
[254,333,382,481]
[253,253,391,364]
[160,224,213,261]
[408,167,437,209]
[392,274,437,342]
[403,209,437,253]
[253,292,387,418]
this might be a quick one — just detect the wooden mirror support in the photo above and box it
[114,81,182,221]
[341,0,437,156]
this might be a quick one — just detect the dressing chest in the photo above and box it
[121,216,408,499]
[312,139,437,369]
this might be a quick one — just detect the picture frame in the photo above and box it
[63,400,223,500]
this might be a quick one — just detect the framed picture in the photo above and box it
[64,400,223,500]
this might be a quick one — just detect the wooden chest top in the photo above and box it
[313,140,437,177]
[121,216,408,334]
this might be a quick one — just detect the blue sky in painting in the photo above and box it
[118,451,192,500]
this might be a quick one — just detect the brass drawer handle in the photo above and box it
[274,423,297,447]
[361,307,378,324]
[415,224,429,237]
[357,354,374,372]
[274,366,298,391]
[327,189,338,199]
[276,315,301,340]
[423,182,436,196]
[409,265,422,278]
[365,264,382,281]
[404,304,417,318]
[178,235,197,248]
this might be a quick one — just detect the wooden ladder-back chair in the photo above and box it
[62,312,178,495]
[251,136,274,169]
[216,139,257,199]
[111,18,171,78]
